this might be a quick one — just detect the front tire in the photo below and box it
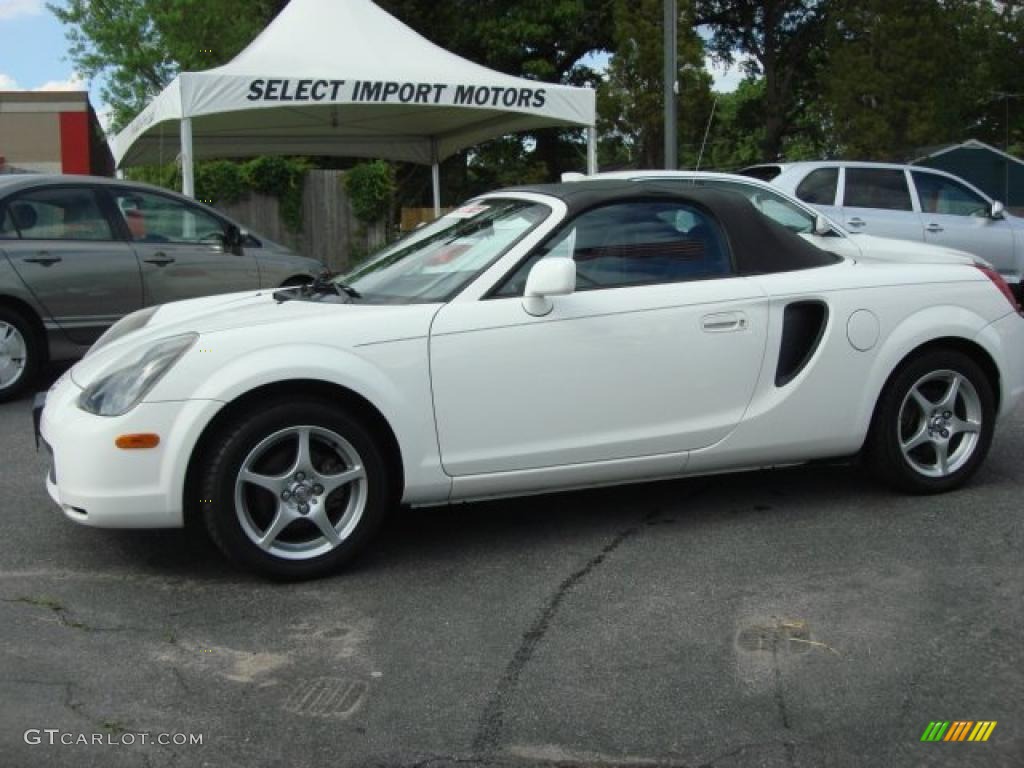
[199,399,392,579]
[0,307,41,403]
[866,349,995,494]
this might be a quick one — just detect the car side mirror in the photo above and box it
[991,200,1005,219]
[814,214,832,236]
[522,257,576,317]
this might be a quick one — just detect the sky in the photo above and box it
[0,0,747,134]
[0,1,93,92]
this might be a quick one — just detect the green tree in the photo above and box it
[51,0,285,129]
[598,0,713,169]
[820,0,996,159]
[697,0,830,161]
[954,2,1024,152]
[700,79,766,170]
[378,0,615,181]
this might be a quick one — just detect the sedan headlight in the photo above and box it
[78,334,197,417]
[86,306,160,357]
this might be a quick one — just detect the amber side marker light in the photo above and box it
[115,434,161,450]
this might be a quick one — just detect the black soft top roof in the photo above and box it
[501,179,840,275]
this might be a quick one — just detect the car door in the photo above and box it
[0,185,142,345]
[429,200,769,476]
[839,167,925,240]
[910,170,1015,274]
[107,188,259,306]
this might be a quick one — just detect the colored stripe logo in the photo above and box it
[920,721,997,742]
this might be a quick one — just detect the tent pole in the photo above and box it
[180,117,195,198]
[431,163,441,218]
[586,126,598,175]
[431,139,441,217]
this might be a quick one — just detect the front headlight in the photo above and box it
[86,306,160,357]
[78,334,197,417]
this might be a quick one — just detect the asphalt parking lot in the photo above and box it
[1,367,1021,768]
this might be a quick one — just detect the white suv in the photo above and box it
[761,162,1024,293]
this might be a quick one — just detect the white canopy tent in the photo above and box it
[110,0,598,214]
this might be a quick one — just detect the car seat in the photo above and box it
[9,202,38,234]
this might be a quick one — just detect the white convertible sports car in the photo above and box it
[38,181,1024,579]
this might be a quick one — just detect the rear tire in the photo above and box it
[199,398,393,580]
[866,348,995,494]
[0,306,41,403]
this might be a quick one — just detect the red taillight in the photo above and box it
[976,265,1023,314]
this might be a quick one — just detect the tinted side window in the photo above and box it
[844,169,912,211]
[795,168,839,205]
[8,187,114,241]
[912,172,990,216]
[113,190,226,244]
[495,201,731,296]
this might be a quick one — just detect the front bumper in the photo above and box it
[39,373,223,529]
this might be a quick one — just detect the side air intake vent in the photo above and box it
[775,301,828,387]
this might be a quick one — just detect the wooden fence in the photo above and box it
[217,169,385,272]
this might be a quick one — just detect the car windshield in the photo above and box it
[337,198,550,303]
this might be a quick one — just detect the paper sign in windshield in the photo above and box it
[448,204,491,219]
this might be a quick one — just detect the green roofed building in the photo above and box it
[912,139,1024,214]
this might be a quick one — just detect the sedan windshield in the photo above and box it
[337,198,550,303]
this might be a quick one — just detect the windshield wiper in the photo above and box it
[273,272,361,303]
[333,281,362,299]
[310,271,362,299]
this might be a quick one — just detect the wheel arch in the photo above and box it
[183,378,405,528]
[864,335,1001,449]
[0,293,49,361]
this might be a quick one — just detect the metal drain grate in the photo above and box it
[283,677,368,718]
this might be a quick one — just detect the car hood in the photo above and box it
[71,290,440,388]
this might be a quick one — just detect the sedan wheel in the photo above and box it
[201,399,392,579]
[0,309,40,402]
[867,349,995,494]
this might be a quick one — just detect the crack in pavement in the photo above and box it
[471,502,671,756]
[770,637,796,767]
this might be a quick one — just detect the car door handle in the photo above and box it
[926,223,944,233]
[23,253,62,266]
[702,312,748,332]
[846,217,867,228]
[144,253,175,267]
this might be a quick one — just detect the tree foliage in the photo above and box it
[598,0,712,169]
[129,156,309,230]
[819,0,1024,159]
[697,0,830,160]
[50,0,284,130]
[345,161,397,225]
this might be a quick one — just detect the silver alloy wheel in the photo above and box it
[233,425,367,560]
[0,321,28,391]
[898,369,982,478]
